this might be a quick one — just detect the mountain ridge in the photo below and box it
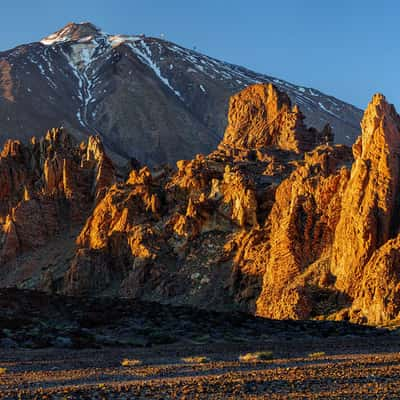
[0,22,362,166]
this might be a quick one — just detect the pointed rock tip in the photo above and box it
[364,92,398,118]
[64,21,101,32]
[371,93,387,106]
[238,82,289,104]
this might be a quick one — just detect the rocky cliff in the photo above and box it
[332,95,400,324]
[2,84,400,326]
[331,95,400,295]
[221,84,331,153]
[252,92,400,324]
[0,128,115,288]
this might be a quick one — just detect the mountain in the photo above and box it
[0,22,362,166]
[2,81,400,326]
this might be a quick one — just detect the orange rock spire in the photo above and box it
[331,94,400,296]
[220,83,327,153]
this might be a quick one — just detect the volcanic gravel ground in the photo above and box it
[2,337,400,399]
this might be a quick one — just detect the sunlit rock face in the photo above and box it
[3,84,400,326]
[349,236,400,325]
[330,95,400,324]
[220,83,331,153]
[63,155,262,300]
[255,145,352,319]
[248,93,400,324]
[62,83,343,312]
[0,128,115,264]
[331,95,400,295]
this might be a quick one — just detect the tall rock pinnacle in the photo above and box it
[331,94,400,296]
[220,83,329,153]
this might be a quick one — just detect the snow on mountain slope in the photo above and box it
[0,22,362,165]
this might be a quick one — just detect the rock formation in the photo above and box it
[0,128,115,264]
[255,145,352,319]
[349,235,400,324]
[331,94,400,296]
[63,84,336,308]
[329,95,400,324]
[220,83,329,153]
[252,93,400,323]
[3,85,400,327]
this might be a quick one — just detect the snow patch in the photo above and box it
[61,40,107,127]
[27,54,57,89]
[127,40,183,100]
[40,25,79,45]
[319,102,339,118]
[78,36,94,43]
[108,35,141,48]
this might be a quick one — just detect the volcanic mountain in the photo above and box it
[0,22,362,166]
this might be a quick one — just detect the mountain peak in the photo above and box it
[40,22,103,45]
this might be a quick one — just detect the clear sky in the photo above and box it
[0,0,398,110]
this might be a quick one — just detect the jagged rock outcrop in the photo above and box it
[220,84,330,154]
[64,155,263,302]
[331,94,400,296]
[62,84,342,309]
[349,235,400,324]
[251,94,400,323]
[4,85,400,327]
[255,145,352,319]
[57,86,371,318]
[0,128,115,263]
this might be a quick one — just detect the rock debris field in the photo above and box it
[2,339,400,399]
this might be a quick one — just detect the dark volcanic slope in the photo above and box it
[0,22,362,165]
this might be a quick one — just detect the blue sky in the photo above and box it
[0,0,398,110]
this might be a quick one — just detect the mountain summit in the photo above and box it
[40,22,103,45]
[0,22,362,165]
